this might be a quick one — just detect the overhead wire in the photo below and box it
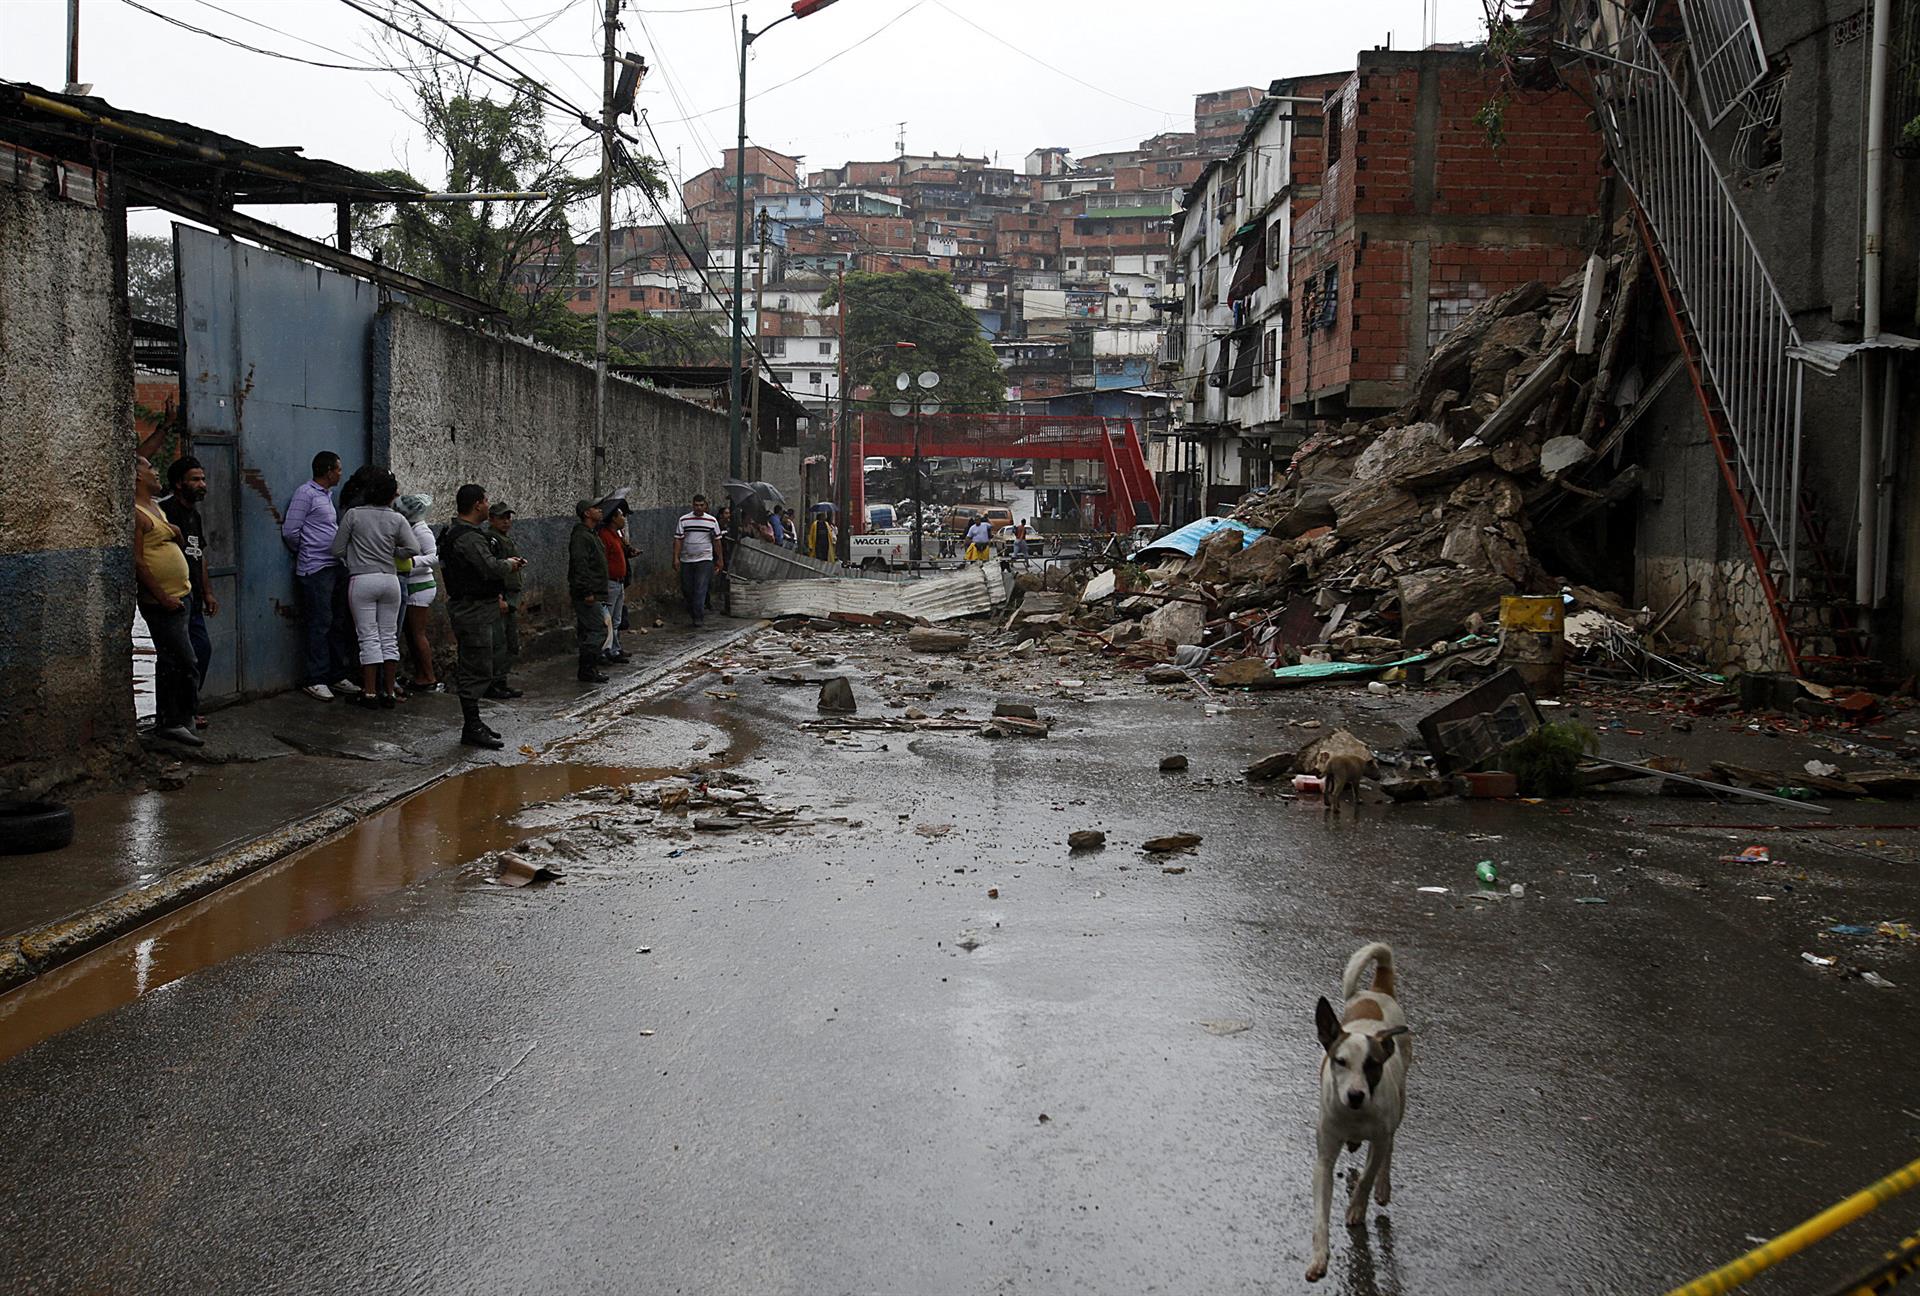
[333,0,601,126]
[650,1,927,125]
[121,0,439,72]
[925,0,1174,119]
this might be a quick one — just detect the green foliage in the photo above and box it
[127,234,175,324]
[536,309,726,367]
[821,270,1007,412]
[1474,5,1525,151]
[351,49,663,333]
[1497,721,1598,796]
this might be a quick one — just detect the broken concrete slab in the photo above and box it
[1142,664,1189,684]
[1211,658,1276,688]
[980,715,1049,738]
[907,628,971,653]
[993,701,1039,720]
[1244,752,1296,781]
[1539,434,1594,476]
[1068,829,1107,851]
[1159,754,1189,772]
[1142,833,1202,853]
[1142,599,1206,647]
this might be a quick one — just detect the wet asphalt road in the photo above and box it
[3,631,1920,1295]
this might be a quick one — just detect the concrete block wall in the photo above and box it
[0,182,136,794]
[373,308,729,649]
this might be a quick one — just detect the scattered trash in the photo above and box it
[1509,883,1526,897]
[1200,1019,1253,1036]
[980,715,1050,739]
[1366,680,1392,696]
[494,851,564,888]
[1861,971,1897,989]
[955,932,984,952]
[915,823,955,838]
[1725,845,1772,863]
[1417,886,1450,894]
[1143,833,1202,853]
[1476,860,1499,886]
[1881,922,1917,941]
[1805,759,1840,778]
[817,677,857,713]
[1161,865,1189,875]
[1293,774,1324,798]
[1068,830,1106,851]
[1800,952,1835,967]
[987,887,1000,899]
[1574,897,1608,905]
[1827,924,1876,937]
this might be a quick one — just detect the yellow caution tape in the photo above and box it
[1664,1155,1920,1296]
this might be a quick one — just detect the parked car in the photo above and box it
[1012,468,1034,489]
[863,456,888,474]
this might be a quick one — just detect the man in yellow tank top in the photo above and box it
[133,453,202,747]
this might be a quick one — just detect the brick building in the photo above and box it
[1287,50,1604,414]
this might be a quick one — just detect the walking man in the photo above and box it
[1012,517,1032,558]
[280,451,360,701]
[672,493,723,628]
[569,499,611,683]
[160,456,218,712]
[440,484,523,749]
[133,453,202,746]
[486,502,523,697]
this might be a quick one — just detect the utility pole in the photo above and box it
[594,0,617,497]
[835,264,850,558]
[727,13,752,480]
[64,0,82,94]
[749,209,769,480]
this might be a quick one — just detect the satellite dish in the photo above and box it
[917,371,941,389]
[895,372,911,391]
[920,399,942,416]
[889,400,911,416]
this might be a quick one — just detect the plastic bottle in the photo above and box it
[1475,859,1498,886]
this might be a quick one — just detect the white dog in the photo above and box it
[1305,942,1410,1283]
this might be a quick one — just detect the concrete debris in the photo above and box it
[1244,752,1296,781]
[1141,599,1206,648]
[817,677,857,713]
[1142,833,1202,853]
[1068,830,1107,851]
[980,715,1049,738]
[1211,658,1276,688]
[1159,754,1189,772]
[1142,664,1189,684]
[494,851,564,887]
[907,628,971,654]
[993,701,1039,719]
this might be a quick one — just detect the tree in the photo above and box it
[353,31,663,336]
[127,234,175,324]
[821,271,1007,411]
[540,309,726,367]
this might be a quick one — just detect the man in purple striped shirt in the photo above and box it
[280,450,360,700]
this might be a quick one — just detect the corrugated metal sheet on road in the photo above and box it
[730,564,1008,623]
[729,537,905,582]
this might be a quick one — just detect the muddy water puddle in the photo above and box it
[0,762,682,1064]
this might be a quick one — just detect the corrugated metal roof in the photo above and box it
[729,565,1009,622]
[729,537,906,583]
[1136,516,1265,560]
[1787,334,1920,377]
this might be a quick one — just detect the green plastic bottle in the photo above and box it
[1475,859,1498,886]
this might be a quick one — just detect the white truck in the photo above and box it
[848,530,915,570]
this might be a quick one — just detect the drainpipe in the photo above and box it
[1856,0,1891,606]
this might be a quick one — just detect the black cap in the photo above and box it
[489,502,515,518]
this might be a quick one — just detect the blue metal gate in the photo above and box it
[176,227,375,699]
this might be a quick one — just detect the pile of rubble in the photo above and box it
[1141,225,1653,671]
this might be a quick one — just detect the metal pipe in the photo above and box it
[65,0,81,92]
[1858,0,1893,605]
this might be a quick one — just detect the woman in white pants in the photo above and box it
[330,469,421,708]
[395,493,443,693]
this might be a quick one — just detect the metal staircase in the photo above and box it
[1571,5,1866,675]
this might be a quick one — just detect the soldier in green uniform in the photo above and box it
[569,499,610,683]
[440,483,524,749]
[486,501,524,699]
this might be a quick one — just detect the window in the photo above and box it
[1678,0,1767,125]
[777,371,795,384]
[808,371,822,385]
[1327,101,1344,163]
[819,342,833,355]
[1262,328,1277,377]
[767,337,786,356]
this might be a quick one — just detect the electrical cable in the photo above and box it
[926,0,1173,119]
[333,0,600,126]
[391,0,599,121]
[121,0,439,72]
[650,1,927,125]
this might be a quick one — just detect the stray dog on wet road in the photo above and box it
[1306,942,1410,1282]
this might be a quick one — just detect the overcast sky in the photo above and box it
[3,0,1488,240]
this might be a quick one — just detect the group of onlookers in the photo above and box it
[134,450,745,752]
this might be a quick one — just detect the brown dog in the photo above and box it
[1319,753,1377,818]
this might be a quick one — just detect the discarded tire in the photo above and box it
[0,800,75,855]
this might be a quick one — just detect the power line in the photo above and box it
[333,0,599,126]
[926,0,1174,119]
[396,0,598,120]
[120,0,438,72]
[651,1,928,125]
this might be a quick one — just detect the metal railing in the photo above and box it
[1571,4,1807,597]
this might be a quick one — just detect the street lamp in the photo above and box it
[889,369,942,563]
[728,0,842,479]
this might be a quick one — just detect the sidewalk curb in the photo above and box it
[0,622,761,998]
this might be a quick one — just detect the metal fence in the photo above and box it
[1574,3,1806,596]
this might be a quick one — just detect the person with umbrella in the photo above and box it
[805,503,836,562]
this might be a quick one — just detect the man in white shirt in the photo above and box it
[672,493,725,627]
[965,517,993,562]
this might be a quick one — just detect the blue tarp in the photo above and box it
[1135,516,1266,561]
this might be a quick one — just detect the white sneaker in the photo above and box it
[303,684,335,701]
[332,677,363,695]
